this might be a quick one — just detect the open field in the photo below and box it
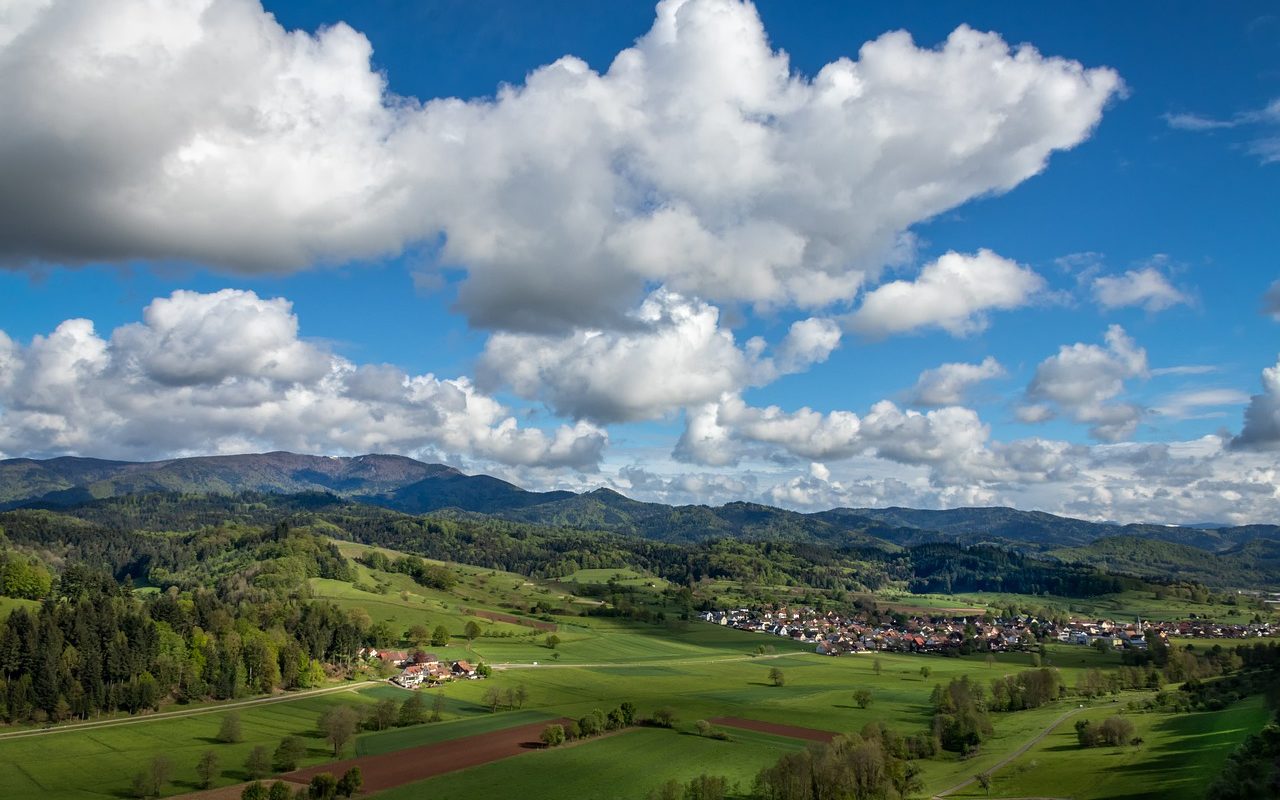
[285,716,570,792]
[947,694,1272,799]
[916,588,1274,625]
[0,682,491,799]
[372,726,813,800]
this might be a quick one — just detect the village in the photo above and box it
[359,647,487,688]
[700,605,1277,657]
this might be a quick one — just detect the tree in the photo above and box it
[369,698,398,730]
[218,711,243,743]
[431,625,450,647]
[308,773,338,800]
[132,754,172,798]
[652,707,677,728]
[336,767,363,798]
[406,624,431,649]
[399,692,426,726]
[464,621,482,642]
[267,783,292,800]
[873,658,883,676]
[975,772,992,795]
[274,735,306,771]
[514,684,529,709]
[545,634,561,650]
[920,665,932,680]
[683,774,728,800]
[695,719,713,736]
[985,654,997,669]
[319,706,360,756]
[768,667,785,687]
[483,686,503,713]
[540,723,566,746]
[241,783,269,800]
[197,750,220,789]
[853,689,873,709]
[647,779,682,800]
[245,745,271,780]
[431,690,446,722]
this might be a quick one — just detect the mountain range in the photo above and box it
[2,451,1277,557]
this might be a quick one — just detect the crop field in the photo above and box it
[949,694,1271,799]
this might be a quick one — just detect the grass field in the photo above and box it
[0,682,500,799]
[949,694,1272,799]
[922,588,1274,625]
[373,726,811,800]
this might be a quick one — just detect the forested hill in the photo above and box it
[3,452,1279,554]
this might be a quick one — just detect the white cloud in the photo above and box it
[1164,98,1280,165]
[1151,388,1249,419]
[908,356,1004,407]
[1091,267,1189,312]
[0,290,605,468]
[478,289,840,423]
[1021,325,1148,441]
[0,0,1121,333]
[847,250,1044,337]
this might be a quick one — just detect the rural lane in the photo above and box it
[932,705,1088,798]
[0,680,378,742]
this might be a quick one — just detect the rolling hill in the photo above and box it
[2,451,1278,557]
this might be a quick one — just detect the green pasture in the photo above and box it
[935,588,1272,624]
[0,596,38,619]
[950,694,1271,799]
[559,567,670,589]
[373,726,812,800]
[0,682,492,799]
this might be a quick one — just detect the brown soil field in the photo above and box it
[280,717,570,792]
[465,608,558,631]
[708,717,838,743]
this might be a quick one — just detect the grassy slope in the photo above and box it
[950,694,1271,799]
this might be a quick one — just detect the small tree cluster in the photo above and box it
[1075,715,1136,748]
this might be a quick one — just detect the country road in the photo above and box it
[0,681,377,742]
[932,705,1088,798]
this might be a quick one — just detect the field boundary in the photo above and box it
[708,717,838,743]
[281,716,574,792]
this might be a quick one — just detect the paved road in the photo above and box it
[0,681,377,742]
[932,705,1087,799]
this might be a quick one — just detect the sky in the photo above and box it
[1,0,1278,524]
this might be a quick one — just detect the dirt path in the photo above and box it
[932,706,1087,798]
[281,717,573,792]
[709,717,837,743]
[0,681,377,742]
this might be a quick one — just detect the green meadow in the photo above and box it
[949,694,1271,799]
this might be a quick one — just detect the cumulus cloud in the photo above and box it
[674,393,998,485]
[847,250,1045,337]
[1091,267,1190,312]
[908,356,1004,407]
[1232,356,1280,451]
[478,290,839,423]
[0,290,605,468]
[0,0,1120,332]
[1020,325,1148,441]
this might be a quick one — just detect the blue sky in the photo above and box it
[1,1,1278,522]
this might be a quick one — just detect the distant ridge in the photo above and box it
[2,451,1278,553]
